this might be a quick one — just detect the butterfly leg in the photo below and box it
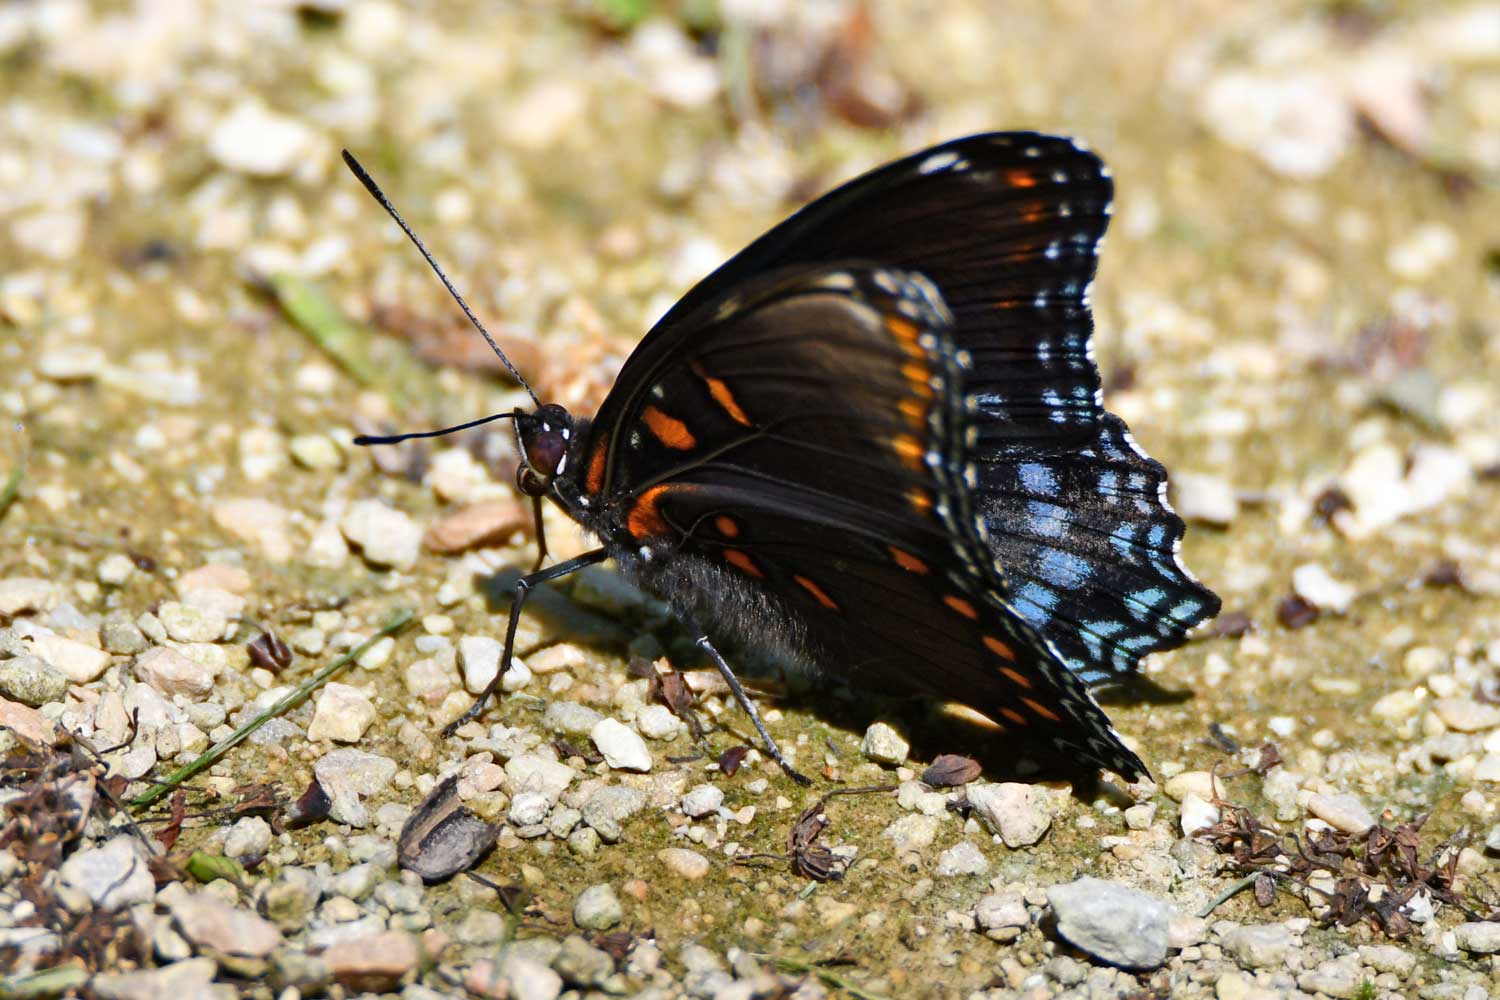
[442,547,609,737]
[694,634,813,786]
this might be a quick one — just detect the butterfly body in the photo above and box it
[351,132,1221,784]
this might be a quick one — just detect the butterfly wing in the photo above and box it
[573,263,1147,779]
[607,131,1217,684]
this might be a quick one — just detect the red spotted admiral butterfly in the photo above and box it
[347,132,1220,785]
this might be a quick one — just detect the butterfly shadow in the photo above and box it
[474,563,1185,795]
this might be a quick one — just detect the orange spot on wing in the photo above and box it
[898,397,927,426]
[1001,707,1028,726]
[1006,169,1037,188]
[901,362,933,397]
[723,548,764,579]
[889,547,928,574]
[907,488,932,513]
[1023,697,1062,723]
[983,635,1016,661]
[893,434,924,470]
[585,441,607,494]
[706,376,751,425]
[885,315,926,359]
[642,406,696,450]
[714,515,740,538]
[944,594,979,620]
[626,485,671,539]
[794,574,839,610]
[1000,666,1034,690]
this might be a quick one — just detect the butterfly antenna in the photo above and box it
[352,410,517,447]
[340,149,541,408]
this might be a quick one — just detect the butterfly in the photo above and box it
[345,132,1221,785]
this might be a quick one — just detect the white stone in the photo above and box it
[307,682,377,743]
[658,847,710,879]
[97,552,137,586]
[157,600,229,644]
[680,784,723,818]
[635,703,681,740]
[25,633,111,683]
[1172,473,1239,526]
[38,345,107,381]
[1306,792,1376,834]
[934,841,989,877]
[212,499,294,562]
[1292,563,1357,613]
[590,718,652,773]
[458,635,502,695]
[505,754,578,805]
[967,782,1054,848]
[0,578,58,617]
[134,646,216,699]
[58,836,155,910]
[859,721,909,765]
[1179,793,1220,835]
[509,791,551,827]
[340,499,423,570]
[208,101,315,177]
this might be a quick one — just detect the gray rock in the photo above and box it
[883,813,939,853]
[313,748,398,828]
[1047,876,1171,970]
[680,783,723,818]
[169,892,282,957]
[1359,943,1416,977]
[934,840,989,877]
[224,816,272,859]
[506,753,578,805]
[543,700,603,735]
[501,952,563,1000]
[581,785,646,842]
[1306,792,1376,834]
[968,782,1054,848]
[0,654,68,707]
[572,883,623,930]
[1454,921,1500,954]
[91,956,225,1000]
[859,721,909,765]
[1220,922,1296,969]
[332,862,381,902]
[553,934,614,986]
[1296,955,1364,998]
[58,836,155,910]
[975,891,1029,931]
[509,790,551,826]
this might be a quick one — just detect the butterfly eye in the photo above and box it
[517,403,574,484]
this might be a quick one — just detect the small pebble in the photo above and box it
[933,841,989,877]
[860,721,909,765]
[658,847,710,879]
[967,782,1054,848]
[572,883,623,930]
[307,682,377,742]
[1048,876,1171,971]
[636,703,681,739]
[1306,792,1376,834]
[340,499,424,570]
[1172,472,1239,525]
[0,654,69,706]
[1291,563,1357,613]
[681,784,723,818]
[590,718,653,772]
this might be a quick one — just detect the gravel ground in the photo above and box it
[3,2,1500,999]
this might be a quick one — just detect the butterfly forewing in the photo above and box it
[577,262,1147,779]
[640,132,1115,459]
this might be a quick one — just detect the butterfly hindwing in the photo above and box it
[582,263,1147,779]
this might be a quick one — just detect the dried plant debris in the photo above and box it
[397,774,500,882]
[1197,792,1487,937]
[736,785,895,882]
[0,739,154,978]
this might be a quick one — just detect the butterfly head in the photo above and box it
[514,403,574,496]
